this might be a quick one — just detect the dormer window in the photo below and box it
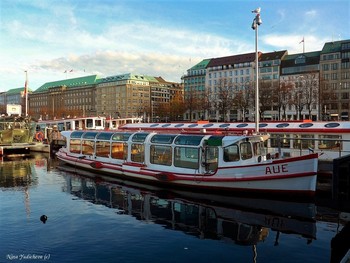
[295,55,306,64]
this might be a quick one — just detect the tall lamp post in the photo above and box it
[251,7,262,133]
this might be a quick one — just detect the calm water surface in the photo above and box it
[0,153,349,263]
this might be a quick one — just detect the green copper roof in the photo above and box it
[6,87,32,95]
[321,39,350,53]
[100,73,159,83]
[35,75,101,93]
[190,59,211,70]
[283,51,321,61]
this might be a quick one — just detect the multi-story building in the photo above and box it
[29,73,182,122]
[280,51,320,121]
[206,52,258,121]
[183,59,211,121]
[96,73,152,120]
[319,40,350,120]
[259,50,288,120]
[29,75,99,120]
[0,87,32,116]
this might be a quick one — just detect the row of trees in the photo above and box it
[184,74,324,122]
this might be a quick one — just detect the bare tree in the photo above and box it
[232,81,253,121]
[169,91,186,121]
[259,79,276,120]
[278,80,294,120]
[214,78,235,121]
[303,74,319,120]
[184,87,199,122]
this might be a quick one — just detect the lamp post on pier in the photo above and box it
[251,7,262,133]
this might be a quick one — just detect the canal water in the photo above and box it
[1,153,349,263]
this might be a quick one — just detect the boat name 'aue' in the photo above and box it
[265,164,288,174]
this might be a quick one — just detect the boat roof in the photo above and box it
[121,121,350,133]
[60,130,259,146]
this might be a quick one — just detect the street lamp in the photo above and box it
[251,7,262,133]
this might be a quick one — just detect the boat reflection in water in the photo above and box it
[0,157,38,189]
[58,165,317,250]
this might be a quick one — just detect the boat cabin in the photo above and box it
[63,130,268,174]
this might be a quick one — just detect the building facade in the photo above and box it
[29,75,99,120]
[280,51,320,121]
[183,59,211,121]
[319,40,350,120]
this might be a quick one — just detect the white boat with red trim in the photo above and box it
[56,128,318,196]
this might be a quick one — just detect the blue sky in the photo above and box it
[0,0,349,92]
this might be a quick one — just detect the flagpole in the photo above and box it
[24,70,28,116]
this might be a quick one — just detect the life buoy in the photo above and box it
[35,131,44,141]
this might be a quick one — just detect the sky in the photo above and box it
[0,0,349,92]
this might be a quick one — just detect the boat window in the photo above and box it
[150,124,159,127]
[203,123,214,127]
[204,146,219,171]
[66,122,72,130]
[174,147,199,169]
[86,119,93,128]
[299,123,313,128]
[174,135,204,146]
[150,145,172,166]
[82,140,94,155]
[161,124,171,127]
[188,124,198,127]
[293,134,314,149]
[57,122,65,131]
[219,123,230,128]
[96,132,114,140]
[319,135,342,150]
[131,144,145,162]
[69,139,81,153]
[111,142,128,159]
[324,122,340,128]
[131,133,149,142]
[71,131,84,138]
[95,119,103,127]
[82,132,98,139]
[270,134,290,148]
[112,133,133,141]
[240,142,253,160]
[259,123,268,128]
[96,141,110,158]
[237,123,248,128]
[276,123,289,128]
[151,134,177,144]
[174,123,184,127]
[224,144,240,162]
[253,142,262,155]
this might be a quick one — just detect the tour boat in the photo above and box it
[56,128,319,196]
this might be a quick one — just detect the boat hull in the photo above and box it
[56,149,318,196]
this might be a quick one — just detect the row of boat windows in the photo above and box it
[147,122,341,128]
[270,134,342,150]
[69,139,263,169]
[70,140,205,169]
[71,131,208,146]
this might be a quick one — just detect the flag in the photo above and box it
[24,70,28,96]
[299,37,304,44]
